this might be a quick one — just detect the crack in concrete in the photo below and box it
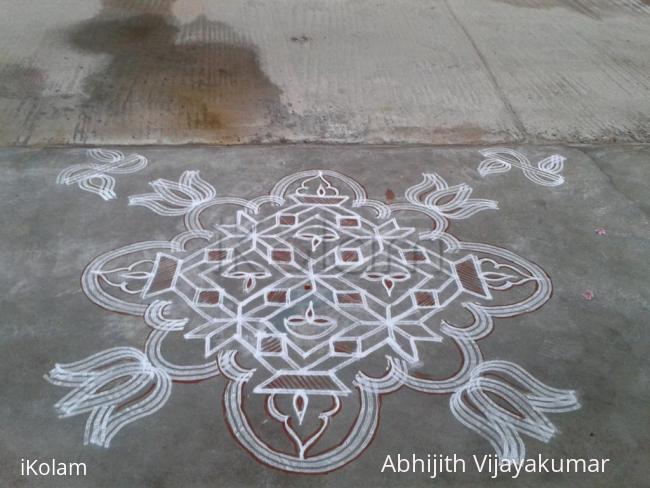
[443,0,528,140]
[574,146,650,221]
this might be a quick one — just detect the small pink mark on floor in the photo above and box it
[582,291,594,301]
[595,228,607,236]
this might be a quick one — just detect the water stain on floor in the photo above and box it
[0,64,46,99]
[66,0,287,143]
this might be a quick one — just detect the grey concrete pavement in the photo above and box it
[1,1,649,487]
[0,0,649,146]
[1,145,648,487]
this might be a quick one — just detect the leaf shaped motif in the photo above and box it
[78,175,117,201]
[45,347,172,448]
[450,361,579,460]
[129,170,216,216]
[477,158,512,176]
[479,258,534,290]
[223,261,272,293]
[404,173,498,220]
[96,259,154,294]
[267,394,341,459]
[538,155,565,174]
[404,173,447,205]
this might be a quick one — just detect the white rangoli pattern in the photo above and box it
[46,169,579,473]
[479,148,566,187]
[57,149,148,200]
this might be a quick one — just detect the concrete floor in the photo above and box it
[0,0,649,145]
[1,145,649,487]
[1,1,649,487]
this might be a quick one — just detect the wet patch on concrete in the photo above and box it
[0,64,46,99]
[1,0,650,146]
[66,0,288,143]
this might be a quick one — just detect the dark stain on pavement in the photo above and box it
[0,64,46,99]
[65,0,287,142]
[290,34,311,44]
